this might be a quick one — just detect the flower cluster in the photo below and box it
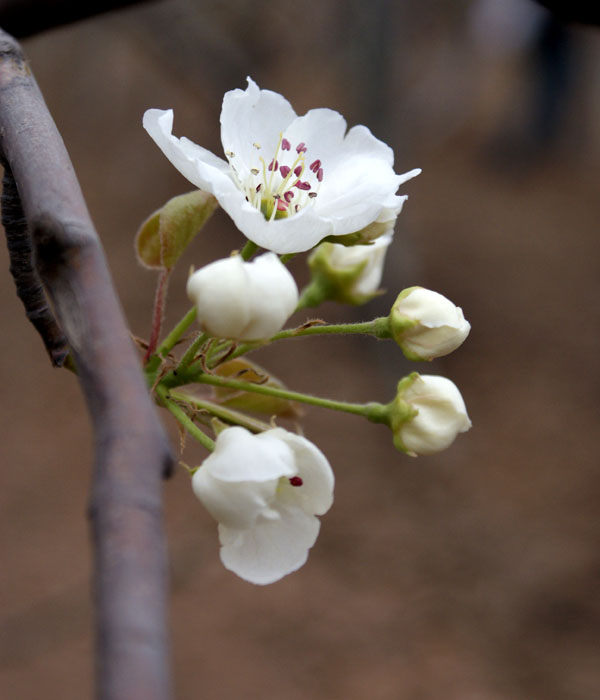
[141,78,472,585]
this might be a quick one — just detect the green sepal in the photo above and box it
[389,287,428,361]
[383,372,420,455]
[135,190,218,270]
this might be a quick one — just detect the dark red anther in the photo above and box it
[280,165,291,178]
[294,165,303,177]
[317,167,323,182]
[284,190,294,202]
[295,180,311,191]
[289,476,303,486]
[256,184,262,192]
[276,199,288,211]
[309,159,321,172]
[282,138,291,151]
[268,159,278,171]
[308,192,317,198]
[296,142,307,153]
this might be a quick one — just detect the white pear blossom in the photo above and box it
[192,426,334,585]
[186,252,298,340]
[391,373,472,456]
[390,287,471,360]
[144,77,420,254]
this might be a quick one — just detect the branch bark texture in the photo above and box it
[0,29,173,700]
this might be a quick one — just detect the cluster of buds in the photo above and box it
[139,78,473,585]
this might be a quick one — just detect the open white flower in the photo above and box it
[390,373,472,456]
[186,252,298,340]
[144,78,420,254]
[192,426,334,585]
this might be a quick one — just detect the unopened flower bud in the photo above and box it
[389,373,471,456]
[301,234,392,307]
[187,252,298,340]
[389,287,470,360]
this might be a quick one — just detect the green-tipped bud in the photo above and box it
[135,189,218,270]
[387,372,471,456]
[389,287,471,361]
[300,234,393,307]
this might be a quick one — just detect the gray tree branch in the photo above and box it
[0,28,174,700]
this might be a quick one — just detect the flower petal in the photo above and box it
[239,253,299,338]
[143,108,230,184]
[193,468,278,530]
[199,426,296,482]
[218,505,321,585]
[269,428,334,515]
[220,77,297,180]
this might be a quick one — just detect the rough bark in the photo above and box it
[0,28,174,700]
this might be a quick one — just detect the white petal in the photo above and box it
[193,468,278,530]
[220,77,297,180]
[218,505,321,585]
[200,426,296,482]
[268,429,334,515]
[143,108,231,186]
[240,253,299,338]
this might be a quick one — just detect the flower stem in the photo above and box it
[144,268,172,362]
[226,317,392,362]
[240,240,259,261]
[168,389,273,433]
[145,307,197,377]
[177,331,209,370]
[156,384,215,451]
[191,373,389,423]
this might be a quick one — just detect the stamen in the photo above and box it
[308,192,317,198]
[296,142,307,153]
[256,184,262,192]
[309,159,321,172]
[282,138,291,151]
[250,168,259,175]
[280,165,291,178]
[284,190,294,203]
[289,476,303,487]
[276,199,288,212]
[295,181,311,191]
[294,165,303,177]
[268,159,278,172]
[317,168,323,182]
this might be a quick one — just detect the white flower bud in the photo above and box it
[186,252,298,340]
[303,234,392,306]
[390,287,471,360]
[192,426,334,585]
[390,373,471,456]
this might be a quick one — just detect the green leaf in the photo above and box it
[135,190,218,270]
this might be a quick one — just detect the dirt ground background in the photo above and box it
[1,1,599,698]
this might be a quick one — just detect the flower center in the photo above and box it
[227,133,324,222]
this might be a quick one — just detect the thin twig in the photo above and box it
[0,30,173,700]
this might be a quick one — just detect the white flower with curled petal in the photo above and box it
[144,77,420,254]
[186,252,298,340]
[192,426,334,585]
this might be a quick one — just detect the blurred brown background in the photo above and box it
[1,0,599,698]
